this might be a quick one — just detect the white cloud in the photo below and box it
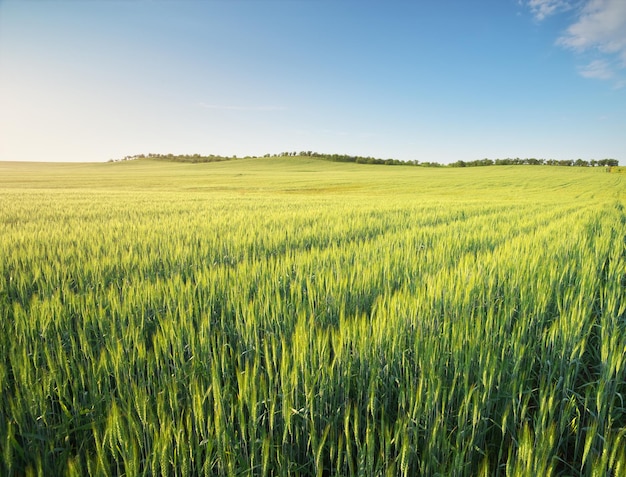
[577,59,615,79]
[527,0,626,84]
[527,0,574,21]
[557,0,626,63]
[613,79,626,89]
[558,0,626,85]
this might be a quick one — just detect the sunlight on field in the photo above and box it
[1,158,625,475]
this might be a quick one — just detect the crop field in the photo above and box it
[1,157,625,476]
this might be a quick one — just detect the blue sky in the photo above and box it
[1,0,625,163]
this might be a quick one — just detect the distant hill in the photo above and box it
[110,152,619,168]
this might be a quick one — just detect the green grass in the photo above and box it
[0,157,617,196]
[1,157,625,476]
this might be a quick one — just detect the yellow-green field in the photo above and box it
[1,158,625,476]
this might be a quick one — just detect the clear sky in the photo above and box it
[1,0,625,163]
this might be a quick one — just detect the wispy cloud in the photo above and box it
[527,0,626,85]
[577,59,615,79]
[558,0,626,85]
[526,0,574,21]
[557,0,626,60]
[197,102,286,112]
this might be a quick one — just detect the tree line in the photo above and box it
[110,152,619,168]
[448,157,619,167]
[271,151,619,168]
[109,153,242,163]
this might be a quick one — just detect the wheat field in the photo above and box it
[1,158,625,476]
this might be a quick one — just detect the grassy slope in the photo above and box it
[0,156,620,199]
